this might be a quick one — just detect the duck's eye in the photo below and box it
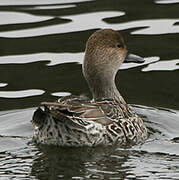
[117,43,122,48]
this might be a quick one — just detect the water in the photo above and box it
[0,106,179,179]
[0,0,179,179]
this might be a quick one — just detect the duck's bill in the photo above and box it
[124,53,145,63]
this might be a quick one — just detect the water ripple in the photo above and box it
[0,0,93,6]
[0,105,179,179]
[0,52,160,71]
[0,145,37,179]
[0,89,45,98]
[51,92,71,97]
[130,19,179,35]
[0,11,179,37]
[0,52,84,65]
[19,4,76,10]
[123,152,179,179]
[0,11,125,37]
[155,0,179,4]
[0,83,7,88]
[142,59,179,72]
[0,12,52,26]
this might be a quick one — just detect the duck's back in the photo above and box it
[32,95,147,146]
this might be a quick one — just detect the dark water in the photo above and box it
[0,0,179,179]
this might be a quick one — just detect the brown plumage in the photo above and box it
[32,29,147,146]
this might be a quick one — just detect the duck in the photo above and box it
[32,29,148,146]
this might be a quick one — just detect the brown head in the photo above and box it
[83,29,127,78]
[82,29,143,100]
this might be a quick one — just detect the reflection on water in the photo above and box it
[0,106,179,179]
[0,0,94,6]
[0,52,160,70]
[143,59,179,72]
[0,0,179,179]
[0,89,44,98]
[1,11,179,37]
[0,12,52,25]
[0,108,34,137]
[51,92,71,97]
[0,52,84,65]
[130,19,179,35]
[0,11,125,37]
[156,0,179,4]
[0,83,7,88]
[19,4,76,10]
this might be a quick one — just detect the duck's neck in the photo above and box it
[86,71,125,102]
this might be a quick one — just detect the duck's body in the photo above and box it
[32,29,148,146]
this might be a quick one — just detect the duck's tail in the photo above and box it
[32,107,49,127]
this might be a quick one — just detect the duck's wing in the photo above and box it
[40,96,119,126]
[94,98,135,121]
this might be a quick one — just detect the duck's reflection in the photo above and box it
[30,144,131,179]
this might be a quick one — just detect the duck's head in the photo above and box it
[83,29,144,100]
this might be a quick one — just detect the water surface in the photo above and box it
[0,0,179,179]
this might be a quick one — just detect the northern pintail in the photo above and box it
[32,29,147,146]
